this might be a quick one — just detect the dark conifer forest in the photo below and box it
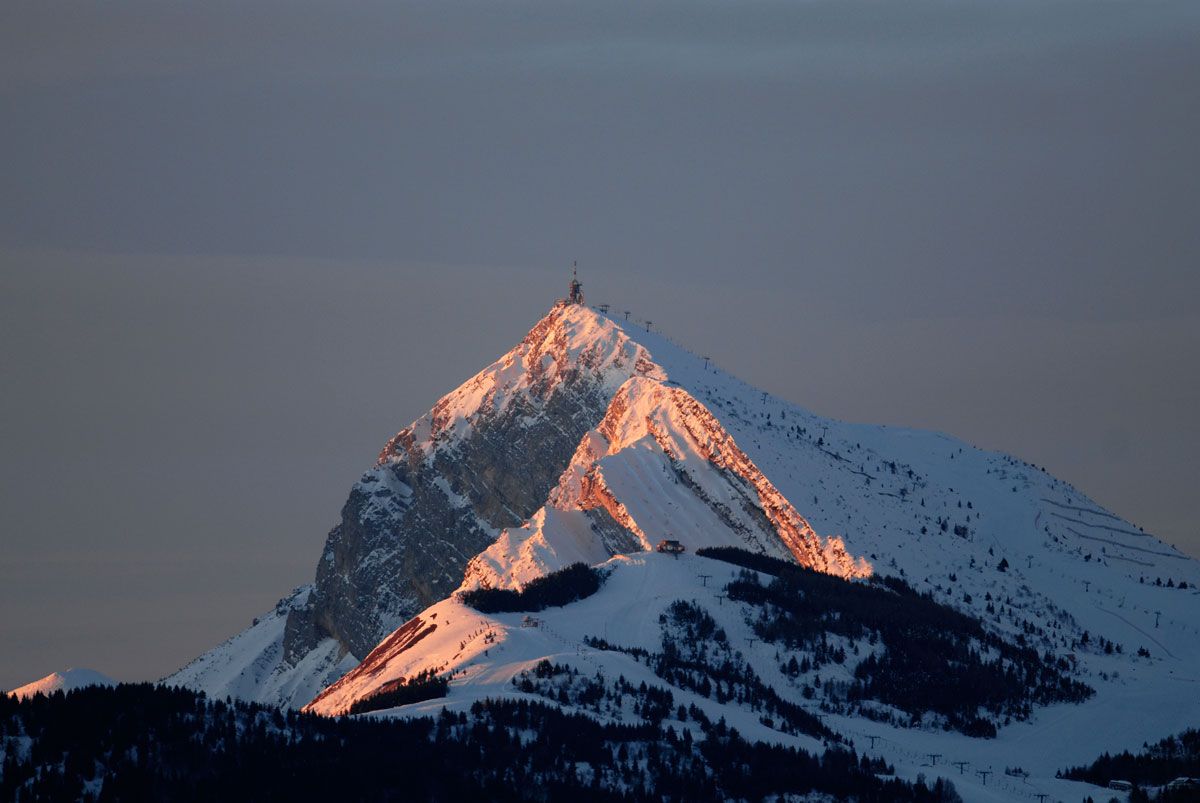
[1060,728,1200,801]
[0,684,964,802]
[696,547,1092,736]
[460,562,605,613]
[344,668,449,716]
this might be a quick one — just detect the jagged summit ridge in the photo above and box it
[379,302,662,463]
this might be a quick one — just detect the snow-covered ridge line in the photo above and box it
[639,380,870,578]
[305,614,441,715]
[461,374,870,591]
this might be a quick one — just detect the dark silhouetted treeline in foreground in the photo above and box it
[1061,728,1200,801]
[0,683,963,802]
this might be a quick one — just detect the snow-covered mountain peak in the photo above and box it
[172,295,1200,769]
[171,303,682,705]
[8,668,115,700]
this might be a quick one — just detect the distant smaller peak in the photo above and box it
[8,668,115,700]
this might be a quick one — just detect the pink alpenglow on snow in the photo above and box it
[377,302,663,462]
[8,668,115,699]
[462,376,870,591]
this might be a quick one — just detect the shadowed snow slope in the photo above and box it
[166,586,355,710]
[9,668,114,699]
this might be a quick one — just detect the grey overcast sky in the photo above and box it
[2,0,1198,690]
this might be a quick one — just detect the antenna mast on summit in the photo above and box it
[568,261,584,305]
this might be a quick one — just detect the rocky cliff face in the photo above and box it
[298,372,622,660]
[296,304,660,661]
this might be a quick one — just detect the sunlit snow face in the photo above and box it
[459,327,872,594]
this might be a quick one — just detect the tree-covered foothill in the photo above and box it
[587,600,834,741]
[0,683,962,802]
[697,546,1092,737]
[513,659,676,726]
[459,562,604,613]
[1060,727,1200,801]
